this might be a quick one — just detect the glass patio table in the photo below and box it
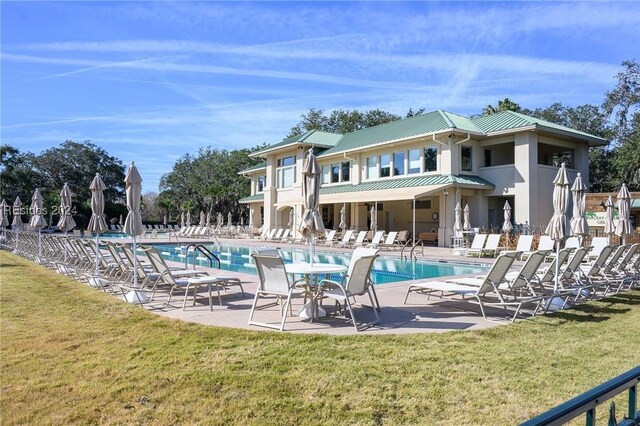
[285,262,348,321]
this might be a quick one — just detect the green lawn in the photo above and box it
[1,251,639,425]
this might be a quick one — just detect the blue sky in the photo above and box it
[2,1,639,192]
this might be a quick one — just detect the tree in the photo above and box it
[611,111,640,189]
[159,146,264,221]
[603,59,639,132]
[287,107,406,137]
[0,145,40,203]
[482,98,522,115]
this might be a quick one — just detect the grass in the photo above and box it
[1,251,639,425]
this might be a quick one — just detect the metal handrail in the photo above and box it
[408,239,425,261]
[521,366,640,426]
[184,244,221,270]
[399,239,413,260]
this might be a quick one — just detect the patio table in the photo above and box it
[285,262,347,321]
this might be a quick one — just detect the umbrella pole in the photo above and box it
[554,241,560,293]
[132,236,138,288]
[63,230,68,263]
[94,233,100,276]
[309,236,315,266]
[38,229,42,261]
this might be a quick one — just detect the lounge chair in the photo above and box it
[319,251,380,331]
[587,237,609,261]
[565,237,580,250]
[366,231,386,248]
[514,235,534,260]
[350,231,368,248]
[378,231,399,250]
[336,230,355,248]
[464,234,487,257]
[323,230,338,246]
[280,228,291,242]
[405,251,551,322]
[537,235,555,251]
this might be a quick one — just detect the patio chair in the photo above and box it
[319,253,380,331]
[514,235,534,260]
[587,237,609,261]
[280,228,291,243]
[336,230,355,248]
[537,235,555,251]
[249,254,305,331]
[464,233,488,257]
[404,251,549,322]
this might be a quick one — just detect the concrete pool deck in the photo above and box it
[105,235,522,335]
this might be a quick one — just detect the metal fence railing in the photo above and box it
[521,366,640,426]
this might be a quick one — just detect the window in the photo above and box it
[461,146,472,172]
[276,155,296,188]
[367,156,379,179]
[331,163,340,183]
[257,175,265,192]
[393,151,405,176]
[322,165,331,184]
[380,154,391,177]
[341,161,350,182]
[408,149,421,174]
[551,151,574,168]
[424,145,437,172]
[484,149,491,168]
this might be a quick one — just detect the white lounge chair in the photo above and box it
[514,235,534,259]
[565,237,580,250]
[464,234,488,257]
[351,231,368,248]
[323,230,338,246]
[366,231,386,248]
[336,230,355,248]
[378,231,399,250]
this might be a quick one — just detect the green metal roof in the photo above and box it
[632,199,640,208]
[320,174,494,195]
[252,130,342,157]
[239,161,266,174]
[238,194,264,204]
[471,111,608,145]
[318,110,482,157]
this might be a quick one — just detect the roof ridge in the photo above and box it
[437,110,458,128]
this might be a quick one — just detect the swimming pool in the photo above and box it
[148,243,489,284]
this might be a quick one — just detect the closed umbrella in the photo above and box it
[288,208,294,230]
[570,172,589,246]
[228,212,233,227]
[88,173,108,275]
[0,199,8,242]
[502,201,513,233]
[249,209,254,229]
[206,211,211,228]
[56,183,76,262]
[339,203,347,234]
[12,197,23,252]
[217,212,223,229]
[453,201,463,252]
[119,214,123,227]
[30,188,47,260]
[545,163,570,293]
[615,183,632,245]
[163,214,168,228]
[463,204,471,231]
[199,210,206,227]
[369,203,377,234]
[604,195,615,244]
[180,211,185,229]
[123,162,145,302]
[298,149,325,265]
[186,211,191,227]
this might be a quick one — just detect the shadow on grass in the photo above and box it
[546,292,639,323]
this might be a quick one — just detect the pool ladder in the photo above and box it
[400,239,424,261]
[184,244,221,270]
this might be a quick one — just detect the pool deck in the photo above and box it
[103,234,520,335]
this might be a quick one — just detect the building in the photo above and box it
[585,192,640,234]
[239,110,608,246]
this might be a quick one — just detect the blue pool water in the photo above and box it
[147,243,489,285]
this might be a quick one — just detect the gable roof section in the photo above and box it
[471,111,608,146]
[318,110,483,157]
[251,130,342,157]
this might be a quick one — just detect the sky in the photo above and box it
[2,1,639,192]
